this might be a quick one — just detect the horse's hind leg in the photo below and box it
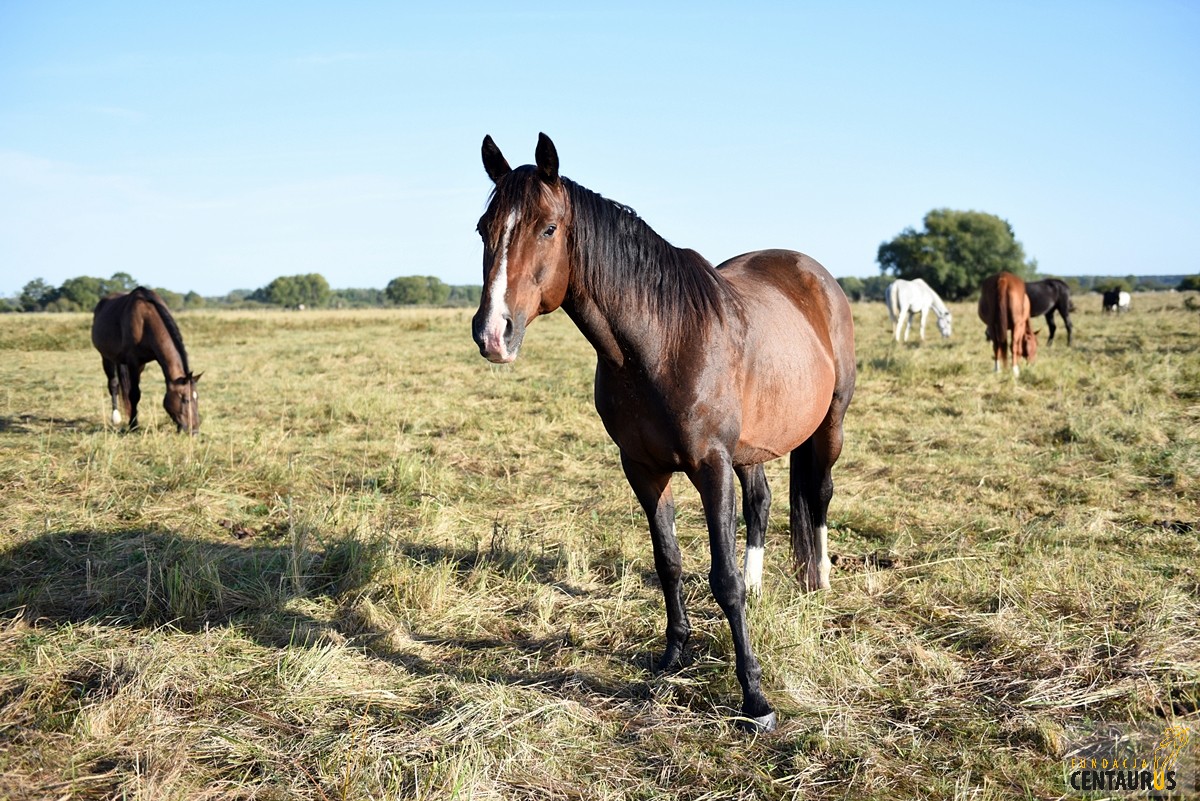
[736,464,771,596]
[790,401,849,592]
[102,359,121,425]
[621,454,690,673]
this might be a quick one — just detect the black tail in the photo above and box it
[789,444,822,590]
[117,363,133,419]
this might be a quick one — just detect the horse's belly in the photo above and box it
[733,347,835,466]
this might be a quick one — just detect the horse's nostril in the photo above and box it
[503,317,514,338]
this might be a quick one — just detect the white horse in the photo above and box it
[885,278,953,342]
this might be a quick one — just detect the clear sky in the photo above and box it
[2,1,1197,297]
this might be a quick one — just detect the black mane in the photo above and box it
[131,287,190,374]
[562,177,728,326]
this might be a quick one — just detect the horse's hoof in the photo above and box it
[735,710,777,734]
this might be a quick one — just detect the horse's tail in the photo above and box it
[997,282,1012,359]
[885,282,900,322]
[117,363,133,419]
[789,445,820,590]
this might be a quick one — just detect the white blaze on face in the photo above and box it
[743,545,764,595]
[482,209,518,361]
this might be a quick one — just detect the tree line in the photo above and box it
[4,273,485,313]
[6,212,1198,313]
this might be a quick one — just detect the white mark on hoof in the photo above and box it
[743,545,764,596]
[111,409,121,425]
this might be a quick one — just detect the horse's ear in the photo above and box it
[482,135,511,184]
[192,372,203,382]
[535,132,559,183]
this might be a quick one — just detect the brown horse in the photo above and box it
[91,287,201,433]
[978,272,1038,376]
[471,134,856,732]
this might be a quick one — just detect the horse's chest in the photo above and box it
[592,366,735,472]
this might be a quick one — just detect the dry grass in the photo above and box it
[0,294,1197,800]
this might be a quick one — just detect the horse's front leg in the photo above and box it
[125,362,144,430]
[621,454,690,672]
[919,307,929,340]
[692,454,775,733]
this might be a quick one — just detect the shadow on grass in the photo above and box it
[0,414,99,434]
[0,528,656,705]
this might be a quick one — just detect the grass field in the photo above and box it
[1,293,1197,800]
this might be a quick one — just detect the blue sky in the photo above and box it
[1,1,1197,297]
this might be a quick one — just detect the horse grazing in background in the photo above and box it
[91,287,201,433]
[1024,278,1074,345]
[978,272,1038,376]
[1103,289,1131,313]
[884,278,953,342]
[471,134,856,733]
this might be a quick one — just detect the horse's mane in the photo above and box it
[562,177,728,326]
[131,287,190,374]
[485,167,729,331]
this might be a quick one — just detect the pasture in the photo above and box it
[1,293,1197,800]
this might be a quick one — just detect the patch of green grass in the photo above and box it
[0,296,1197,799]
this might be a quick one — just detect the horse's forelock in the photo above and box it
[483,166,563,249]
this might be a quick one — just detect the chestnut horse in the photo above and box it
[471,134,856,732]
[91,287,201,433]
[978,272,1038,376]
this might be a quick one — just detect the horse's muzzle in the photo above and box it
[472,310,524,363]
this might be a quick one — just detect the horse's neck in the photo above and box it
[562,270,699,374]
[142,309,187,381]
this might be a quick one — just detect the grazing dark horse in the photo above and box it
[1024,278,1073,346]
[471,134,856,732]
[978,272,1038,376]
[91,287,201,433]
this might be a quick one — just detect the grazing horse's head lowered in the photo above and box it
[164,372,202,434]
[472,134,572,364]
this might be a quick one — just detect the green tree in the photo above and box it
[386,276,432,305]
[1179,275,1200,292]
[877,209,1037,300]
[183,291,205,308]
[18,279,55,311]
[836,276,865,301]
[57,276,107,311]
[255,273,331,308]
[155,288,185,309]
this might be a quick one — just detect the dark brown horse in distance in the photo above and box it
[471,133,856,732]
[91,287,201,433]
[1024,277,1073,346]
[978,272,1038,376]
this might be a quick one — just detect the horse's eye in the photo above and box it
[542,223,557,238]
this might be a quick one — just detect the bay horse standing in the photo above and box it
[471,134,856,732]
[978,272,1038,376]
[884,277,953,342]
[1024,278,1073,346]
[91,287,201,433]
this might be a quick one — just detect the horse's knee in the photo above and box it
[709,568,746,610]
